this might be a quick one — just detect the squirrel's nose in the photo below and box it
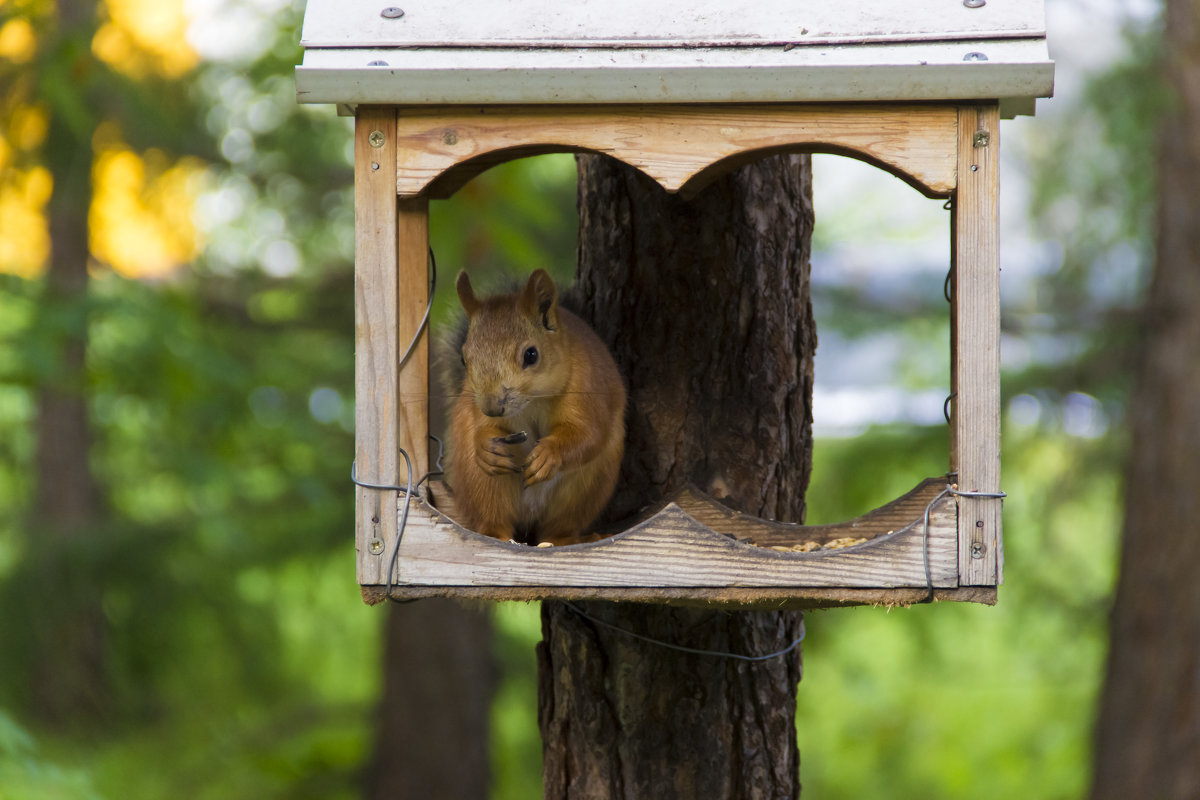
[481,393,507,417]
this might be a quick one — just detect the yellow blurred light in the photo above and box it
[11,105,48,151]
[0,167,52,278]
[0,18,36,64]
[90,140,206,279]
[92,22,138,74]
[93,0,198,78]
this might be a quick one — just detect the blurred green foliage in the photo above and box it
[0,710,104,800]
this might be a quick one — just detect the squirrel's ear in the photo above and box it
[456,271,481,317]
[521,269,559,331]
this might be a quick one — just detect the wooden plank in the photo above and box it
[385,479,959,590]
[362,585,998,610]
[677,478,950,547]
[354,107,399,587]
[953,104,1003,585]
[297,43,1053,118]
[354,109,432,586]
[301,0,1047,49]
[390,104,958,199]
[395,197,431,505]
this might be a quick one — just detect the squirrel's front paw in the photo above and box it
[524,440,562,486]
[477,438,523,476]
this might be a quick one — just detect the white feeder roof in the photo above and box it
[296,0,1054,116]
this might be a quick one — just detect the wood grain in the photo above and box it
[361,584,997,609]
[392,104,957,199]
[395,198,431,517]
[384,479,958,590]
[354,109,431,586]
[953,104,1003,585]
[676,477,951,547]
[354,107,399,587]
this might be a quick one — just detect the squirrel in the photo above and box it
[447,269,626,546]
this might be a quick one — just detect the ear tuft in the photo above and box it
[521,269,560,331]
[456,271,481,317]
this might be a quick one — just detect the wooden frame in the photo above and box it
[351,102,1004,608]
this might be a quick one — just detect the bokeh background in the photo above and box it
[0,0,1180,797]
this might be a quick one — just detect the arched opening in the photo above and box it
[421,147,956,559]
[806,154,953,525]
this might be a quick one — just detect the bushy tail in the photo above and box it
[435,307,469,404]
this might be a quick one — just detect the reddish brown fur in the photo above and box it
[448,269,626,545]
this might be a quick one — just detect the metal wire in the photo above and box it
[398,248,438,370]
[352,245,438,604]
[350,451,416,604]
[351,435,447,605]
[919,484,1007,603]
[562,601,805,662]
[417,434,445,489]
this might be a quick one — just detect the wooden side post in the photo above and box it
[354,106,430,586]
[953,104,1002,585]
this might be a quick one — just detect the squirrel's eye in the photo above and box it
[522,346,539,367]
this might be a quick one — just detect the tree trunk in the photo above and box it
[1090,2,1200,797]
[365,600,496,799]
[28,0,108,726]
[538,153,815,799]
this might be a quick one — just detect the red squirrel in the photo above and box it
[448,269,626,546]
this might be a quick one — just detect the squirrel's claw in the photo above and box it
[478,441,523,475]
[524,442,562,486]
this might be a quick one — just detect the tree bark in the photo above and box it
[365,600,496,800]
[28,0,108,726]
[1090,2,1200,797]
[538,153,815,799]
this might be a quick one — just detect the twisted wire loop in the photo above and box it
[919,484,1007,603]
[351,435,444,605]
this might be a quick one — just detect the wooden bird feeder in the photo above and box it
[296,0,1053,608]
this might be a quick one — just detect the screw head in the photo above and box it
[368,538,385,555]
[368,130,385,148]
[381,6,404,18]
[963,0,986,7]
[970,542,985,559]
[963,51,989,62]
[367,60,389,67]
